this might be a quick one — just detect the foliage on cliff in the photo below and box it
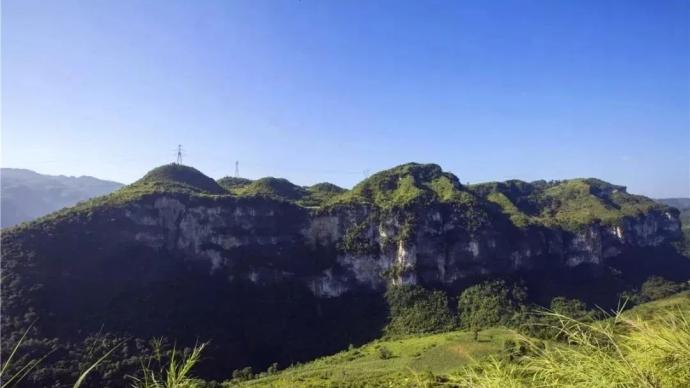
[219,176,345,207]
[326,163,476,209]
[217,176,253,191]
[134,164,227,195]
[458,280,528,330]
[384,286,455,336]
[472,178,671,230]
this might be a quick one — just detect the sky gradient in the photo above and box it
[2,0,689,197]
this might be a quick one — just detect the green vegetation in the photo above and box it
[217,177,253,191]
[237,328,515,387]
[232,292,690,387]
[338,218,379,255]
[458,280,527,330]
[2,162,686,386]
[300,182,347,207]
[620,276,688,306]
[220,177,346,207]
[325,163,475,209]
[486,192,533,228]
[232,177,308,201]
[518,297,598,341]
[134,164,227,195]
[130,342,207,388]
[385,286,455,336]
[453,295,690,387]
[472,178,669,231]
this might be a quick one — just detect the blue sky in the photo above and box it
[2,0,688,197]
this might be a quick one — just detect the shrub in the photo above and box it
[377,346,393,360]
[231,367,253,381]
[519,297,596,341]
[640,276,684,302]
[266,362,279,375]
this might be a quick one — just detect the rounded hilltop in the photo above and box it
[232,177,307,200]
[217,176,253,191]
[133,164,226,194]
[328,162,470,208]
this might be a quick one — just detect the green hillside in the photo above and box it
[326,162,476,209]
[134,164,227,194]
[236,328,515,387]
[231,292,690,387]
[472,178,668,231]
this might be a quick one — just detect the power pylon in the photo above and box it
[176,145,183,164]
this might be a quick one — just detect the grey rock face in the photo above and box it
[120,195,682,298]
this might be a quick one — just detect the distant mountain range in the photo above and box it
[1,168,123,228]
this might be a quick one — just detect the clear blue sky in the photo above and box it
[3,0,689,197]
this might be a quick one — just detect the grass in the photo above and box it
[325,163,473,210]
[0,326,125,388]
[136,164,227,195]
[235,328,515,387]
[129,341,207,388]
[473,178,668,231]
[227,293,690,387]
[4,294,687,387]
[452,299,690,387]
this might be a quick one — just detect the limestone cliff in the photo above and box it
[2,163,686,379]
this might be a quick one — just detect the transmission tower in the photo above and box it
[234,160,240,178]
[176,145,183,164]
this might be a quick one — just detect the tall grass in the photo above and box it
[128,340,207,388]
[0,326,123,388]
[0,324,49,388]
[453,308,690,387]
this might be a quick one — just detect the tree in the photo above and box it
[458,280,527,329]
[385,285,455,336]
[640,276,683,302]
[549,297,594,321]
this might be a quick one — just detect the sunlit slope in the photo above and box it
[236,328,515,387]
[237,292,690,387]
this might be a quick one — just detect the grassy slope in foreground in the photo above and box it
[237,292,690,387]
[237,328,515,387]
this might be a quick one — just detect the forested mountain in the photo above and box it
[2,163,688,386]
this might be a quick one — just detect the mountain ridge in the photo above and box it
[2,162,688,384]
[0,168,123,228]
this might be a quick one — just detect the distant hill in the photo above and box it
[1,168,123,227]
[657,198,690,211]
[657,197,690,227]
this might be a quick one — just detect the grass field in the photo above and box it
[237,328,515,387]
[234,292,690,387]
[622,290,690,320]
